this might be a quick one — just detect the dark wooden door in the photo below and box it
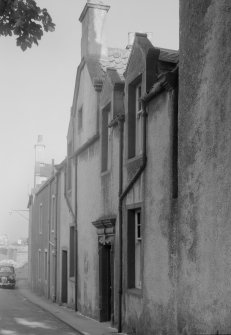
[62,250,68,303]
[99,243,113,322]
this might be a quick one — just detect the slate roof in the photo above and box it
[100,48,131,79]
[159,48,179,64]
[86,47,130,83]
[85,45,177,86]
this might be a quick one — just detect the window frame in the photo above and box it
[38,249,42,281]
[69,226,75,278]
[39,203,43,235]
[67,141,73,191]
[51,195,56,233]
[128,75,143,159]
[127,204,143,292]
[44,249,48,282]
[101,103,111,173]
[78,106,83,131]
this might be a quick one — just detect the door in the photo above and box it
[62,250,68,303]
[99,243,113,322]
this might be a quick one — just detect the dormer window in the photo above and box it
[128,76,143,159]
[39,203,43,234]
[67,141,73,191]
[136,83,142,117]
[51,195,55,232]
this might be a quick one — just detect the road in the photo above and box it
[0,287,79,335]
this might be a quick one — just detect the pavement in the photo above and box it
[16,265,126,335]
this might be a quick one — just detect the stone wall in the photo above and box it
[178,1,231,333]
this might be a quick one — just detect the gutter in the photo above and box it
[70,133,99,159]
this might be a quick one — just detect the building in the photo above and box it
[118,34,178,334]
[29,1,178,334]
[28,1,231,334]
[0,234,8,246]
[65,1,178,333]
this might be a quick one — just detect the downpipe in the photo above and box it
[74,156,78,312]
[64,161,78,311]
[118,100,147,333]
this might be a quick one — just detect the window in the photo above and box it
[101,104,110,172]
[127,208,142,289]
[135,83,142,156]
[38,249,42,280]
[51,195,56,232]
[39,203,43,234]
[44,250,48,281]
[69,226,75,277]
[67,141,73,191]
[78,107,83,131]
[128,77,142,159]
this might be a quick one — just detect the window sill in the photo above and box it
[67,189,72,196]
[69,276,75,283]
[126,154,143,165]
[101,169,110,177]
[127,288,142,297]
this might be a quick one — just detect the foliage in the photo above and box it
[0,0,55,50]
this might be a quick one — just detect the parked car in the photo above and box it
[0,265,16,289]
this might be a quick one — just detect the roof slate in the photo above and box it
[85,47,130,84]
[159,48,179,64]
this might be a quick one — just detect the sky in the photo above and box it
[0,0,179,243]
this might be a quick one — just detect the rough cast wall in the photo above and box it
[178,1,231,333]
[123,93,176,335]
[77,141,100,319]
[75,65,101,319]
[31,184,49,297]
[56,170,73,306]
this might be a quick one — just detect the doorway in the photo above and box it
[99,242,114,322]
[62,250,68,303]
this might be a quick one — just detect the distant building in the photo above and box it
[33,135,54,189]
[0,234,8,246]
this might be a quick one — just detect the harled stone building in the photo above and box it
[65,1,178,333]
[29,1,179,334]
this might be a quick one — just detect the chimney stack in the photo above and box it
[126,32,153,49]
[79,0,110,59]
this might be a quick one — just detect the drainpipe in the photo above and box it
[48,181,52,299]
[74,155,78,312]
[64,160,78,311]
[118,115,124,333]
[54,171,59,302]
[118,101,148,333]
